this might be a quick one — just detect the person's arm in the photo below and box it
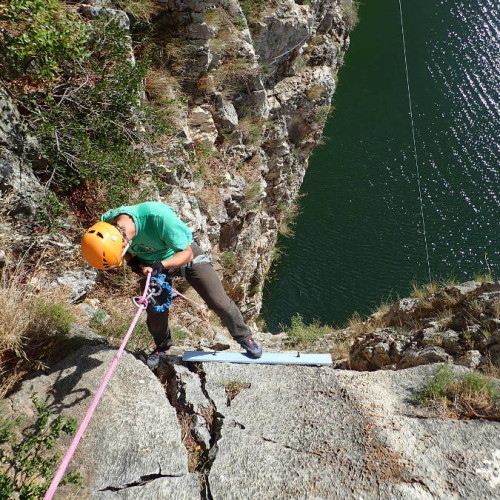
[142,244,194,275]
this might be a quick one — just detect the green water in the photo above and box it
[263,0,500,331]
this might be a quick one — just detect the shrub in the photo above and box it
[0,394,81,499]
[285,314,329,348]
[1,0,169,216]
[240,0,275,22]
[283,314,366,359]
[416,364,500,421]
[278,196,302,238]
[416,364,455,402]
[0,0,90,80]
[220,251,236,273]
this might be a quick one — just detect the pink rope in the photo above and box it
[172,287,205,309]
[44,273,152,500]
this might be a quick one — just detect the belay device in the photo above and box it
[133,273,173,312]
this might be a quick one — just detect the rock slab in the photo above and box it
[5,346,199,499]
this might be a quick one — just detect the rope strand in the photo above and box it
[397,0,433,284]
[44,273,152,500]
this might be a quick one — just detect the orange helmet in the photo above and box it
[81,222,123,270]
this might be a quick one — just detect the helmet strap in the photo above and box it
[121,242,130,258]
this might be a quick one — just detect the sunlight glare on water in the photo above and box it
[263,0,500,331]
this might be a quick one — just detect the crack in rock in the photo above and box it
[99,472,184,492]
[157,359,224,500]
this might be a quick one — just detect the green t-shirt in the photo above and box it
[100,202,193,264]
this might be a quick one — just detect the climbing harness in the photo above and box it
[397,0,433,283]
[133,271,206,311]
[44,273,153,500]
[178,254,212,278]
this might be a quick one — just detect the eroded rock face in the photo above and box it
[153,0,352,317]
[350,281,500,371]
[0,86,44,218]
[6,350,500,499]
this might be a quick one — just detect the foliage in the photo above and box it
[416,364,455,402]
[0,394,81,499]
[278,196,302,238]
[340,0,360,29]
[240,0,273,21]
[244,181,262,210]
[222,380,251,404]
[32,300,74,336]
[416,364,500,420]
[281,313,353,358]
[92,308,151,351]
[315,104,333,123]
[220,251,236,273]
[172,326,188,341]
[0,0,169,215]
[0,0,90,80]
[0,269,75,397]
[285,314,329,348]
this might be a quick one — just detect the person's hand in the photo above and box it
[127,256,144,275]
[150,260,164,276]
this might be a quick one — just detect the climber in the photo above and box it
[81,201,263,366]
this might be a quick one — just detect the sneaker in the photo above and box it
[239,337,263,359]
[146,348,169,369]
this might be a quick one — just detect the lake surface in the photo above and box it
[263,0,500,331]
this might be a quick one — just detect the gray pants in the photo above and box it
[145,243,252,350]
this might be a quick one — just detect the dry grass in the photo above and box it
[0,267,75,397]
[347,311,368,337]
[159,39,197,76]
[480,357,500,379]
[306,84,326,100]
[212,57,258,95]
[347,301,392,337]
[114,0,161,21]
[410,281,441,298]
[278,197,302,238]
[434,308,453,331]
[222,380,251,405]
[493,298,500,319]
[417,364,500,421]
[340,0,360,29]
[178,413,205,472]
[145,68,183,104]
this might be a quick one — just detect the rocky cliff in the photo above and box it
[3,3,500,499]
[5,346,500,499]
[0,0,353,319]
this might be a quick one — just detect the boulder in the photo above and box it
[350,328,409,371]
[5,346,198,499]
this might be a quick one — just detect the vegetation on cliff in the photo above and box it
[0,0,170,220]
